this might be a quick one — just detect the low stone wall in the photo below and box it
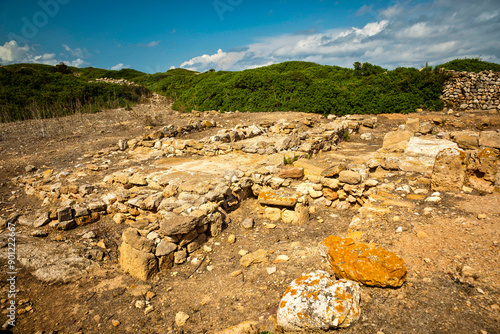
[441,70,500,111]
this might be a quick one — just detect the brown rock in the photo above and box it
[278,167,304,179]
[75,212,100,226]
[119,242,158,281]
[339,170,361,185]
[451,131,479,150]
[323,188,339,201]
[320,236,407,287]
[431,148,466,191]
[405,118,420,134]
[160,213,198,236]
[382,130,411,152]
[240,249,268,267]
[122,228,155,253]
[479,131,500,149]
[258,189,298,208]
[466,148,498,193]
[321,163,347,177]
[129,173,148,186]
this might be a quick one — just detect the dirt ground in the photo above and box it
[0,103,499,334]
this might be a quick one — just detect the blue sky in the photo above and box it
[1,0,499,73]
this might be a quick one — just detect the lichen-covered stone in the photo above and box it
[258,189,298,208]
[277,270,361,331]
[320,236,407,288]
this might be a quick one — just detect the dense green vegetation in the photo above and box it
[0,63,150,122]
[1,58,499,122]
[156,61,449,115]
[435,58,500,73]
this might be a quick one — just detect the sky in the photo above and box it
[0,0,499,73]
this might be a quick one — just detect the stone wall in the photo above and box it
[441,70,500,111]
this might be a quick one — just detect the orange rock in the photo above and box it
[323,188,339,201]
[258,189,298,208]
[320,236,407,288]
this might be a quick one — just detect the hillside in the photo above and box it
[1,58,499,123]
[0,63,150,122]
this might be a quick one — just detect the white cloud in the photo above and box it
[111,63,129,71]
[62,44,90,58]
[0,40,88,67]
[0,40,30,63]
[179,0,500,72]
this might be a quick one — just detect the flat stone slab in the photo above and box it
[258,189,299,208]
[4,238,98,284]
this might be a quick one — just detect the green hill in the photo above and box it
[0,63,150,122]
[2,58,499,123]
[154,61,449,115]
[435,58,500,73]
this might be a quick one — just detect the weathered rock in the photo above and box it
[258,189,299,208]
[57,206,73,222]
[13,241,97,284]
[187,234,207,253]
[155,240,177,257]
[279,167,304,179]
[320,236,407,288]
[321,164,347,178]
[320,177,340,189]
[175,311,190,327]
[119,242,157,281]
[208,212,224,237]
[338,170,361,185]
[50,219,76,230]
[277,271,361,331]
[75,212,100,226]
[143,192,163,211]
[241,218,254,229]
[405,118,420,134]
[431,148,467,191]
[122,228,155,253]
[466,148,498,193]
[382,130,411,152]
[281,209,299,224]
[240,249,268,267]
[160,213,198,236]
[129,173,148,186]
[401,137,460,173]
[33,212,51,228]
[78,184,94,195]
[264,207,282,221]
[118,139,128,151]
[360,133,375,141]
[174,249,188,264]
[479,131,500,149]
[216,321,259,334]
[451,131,479,150]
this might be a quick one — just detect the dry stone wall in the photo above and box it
[441,70,500,111]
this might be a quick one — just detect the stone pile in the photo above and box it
[441,70,500,111]
[92,77,138,86]
[124,120,347,158]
